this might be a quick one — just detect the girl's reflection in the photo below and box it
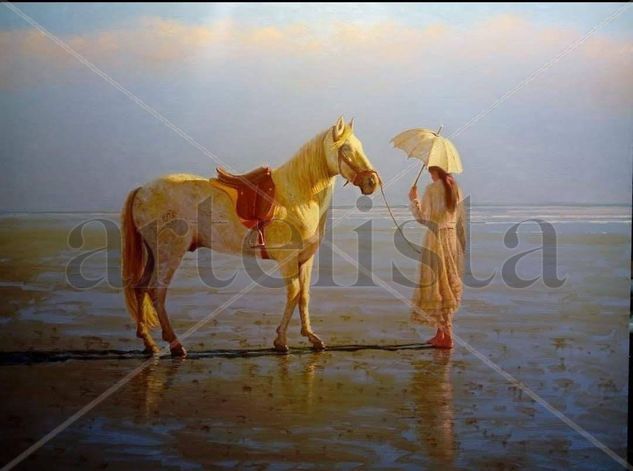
[411,349,455,466]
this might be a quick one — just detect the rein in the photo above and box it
[377,173,423,256]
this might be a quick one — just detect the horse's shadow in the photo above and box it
[0,343,433,365]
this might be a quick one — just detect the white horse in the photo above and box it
[121,116,379,356]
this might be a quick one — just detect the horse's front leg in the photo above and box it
[273,260,300,353]
[299,256,325,351]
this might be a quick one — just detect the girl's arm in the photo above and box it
[409,184,432,224]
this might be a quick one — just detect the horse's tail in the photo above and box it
[121,188,159,328]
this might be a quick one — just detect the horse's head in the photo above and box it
[325,116,379,195]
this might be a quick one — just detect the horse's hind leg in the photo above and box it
[148,242,188,357]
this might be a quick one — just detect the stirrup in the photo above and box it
[248,227,266,249]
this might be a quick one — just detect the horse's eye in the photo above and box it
[341,144,352,153]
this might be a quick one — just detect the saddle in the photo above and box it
[215,166,276,255]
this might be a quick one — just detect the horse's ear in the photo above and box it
[334,116,345,140]
[348,117,354,131]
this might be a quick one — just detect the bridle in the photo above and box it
[330,127,382,188]
[328,126,423,255]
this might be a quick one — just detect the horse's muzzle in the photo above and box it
[359,173,378,195]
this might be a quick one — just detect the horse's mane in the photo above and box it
[276,128,334,201]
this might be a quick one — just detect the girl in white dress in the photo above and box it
[408,166,466,348]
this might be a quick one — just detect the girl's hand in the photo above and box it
[408,186,418,201]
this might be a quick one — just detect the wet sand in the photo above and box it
[0,207,629,469]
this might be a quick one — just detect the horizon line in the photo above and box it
[0,202,631,215]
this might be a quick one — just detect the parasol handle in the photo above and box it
[412,125,441,188]
[412,162,426,187]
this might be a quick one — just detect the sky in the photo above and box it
[1,2,632,210]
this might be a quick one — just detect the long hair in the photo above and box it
[429,166,458,212]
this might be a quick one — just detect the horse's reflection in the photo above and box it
[128,352,326,420]
[130,357,185,419]
[276,352,325,414]
[411,349,455,467]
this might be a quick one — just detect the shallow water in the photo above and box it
[0,205,630,469]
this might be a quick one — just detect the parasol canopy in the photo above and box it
[390,126,463,175]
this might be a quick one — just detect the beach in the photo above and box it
[0,205,629,469]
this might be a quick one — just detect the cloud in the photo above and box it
[0,14,631,109]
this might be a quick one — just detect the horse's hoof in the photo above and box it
[311,340,326,351]
[274,341,289,354]
[143,345,160,356]
[170,342,187,358]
